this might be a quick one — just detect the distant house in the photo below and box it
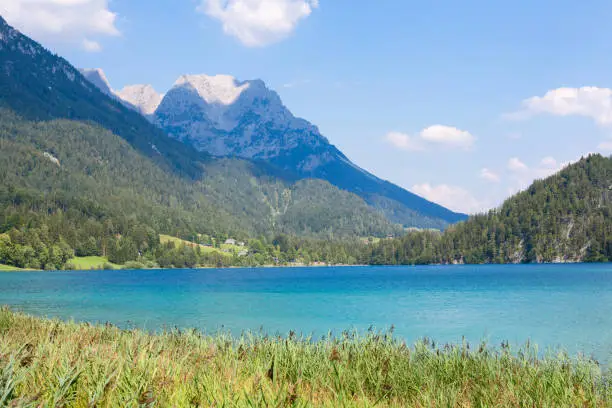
[238,250,248,257]
[237,241,245,247]
[224,238,236,245]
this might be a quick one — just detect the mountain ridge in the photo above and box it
[116,84,163,116]
[83,68,467,228]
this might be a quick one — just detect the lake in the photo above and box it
[1,264,611,362]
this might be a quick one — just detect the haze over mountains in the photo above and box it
[79,67,467,228]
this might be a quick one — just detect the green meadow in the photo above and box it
[0,264,24,271]
[66,256,119,270]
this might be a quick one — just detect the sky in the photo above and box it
[3,0,612,214]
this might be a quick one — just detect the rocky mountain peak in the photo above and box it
[174,74,251,106]
[116,84,163,116]
[153,73,323,157]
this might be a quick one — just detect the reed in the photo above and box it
[0,307,609,407]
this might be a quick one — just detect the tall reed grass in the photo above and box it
[0,307,609,407]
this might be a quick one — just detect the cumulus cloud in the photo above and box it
[385,125,475,152]
[411,183,488,214]
[506,87,612,125]
[199,0,318,46]
[384,131,425,152]
[420,125,476,148]
[480,168,500,183]
[0,0,119,51]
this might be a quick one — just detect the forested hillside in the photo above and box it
[2,119,610,269]
[368,154,612,264]
[0,109,406,268]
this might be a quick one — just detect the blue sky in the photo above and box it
[3,0,612,213]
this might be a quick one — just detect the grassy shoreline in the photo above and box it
[0,308,609,407]
[0,262,362,272]
[0,264,26,271]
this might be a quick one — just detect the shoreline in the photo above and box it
[2,261,611,273]
[0,263,371,272]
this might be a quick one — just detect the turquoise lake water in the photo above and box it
[1,264,611,362]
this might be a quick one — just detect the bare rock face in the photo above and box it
[154,74,326,160]
[116,84,163,116]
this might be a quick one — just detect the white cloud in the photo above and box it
[506,87,612,125]
[385,125,475,152]
[1,0,119,51]
[411,183,488,214]
[385,131,425,151]
[480,168,500,183]
[419,125,476,149]
[199,0,318,47]
[507,157,528,172]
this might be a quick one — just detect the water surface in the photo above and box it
[1,264,611,362]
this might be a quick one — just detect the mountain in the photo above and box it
[78,69,163,117]
[369,154,612,264]
[0,15,403,243]
[105,73,467,229]
[155,74,323,158]
[79,68,114,96]
[116,84,163,116]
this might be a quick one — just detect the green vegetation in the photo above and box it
[0,308,608,407]
[368,154,612,265]
[66,256,118,270]
[0,264,24,271]
[2,153,611,270]
[159,235,231,257]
